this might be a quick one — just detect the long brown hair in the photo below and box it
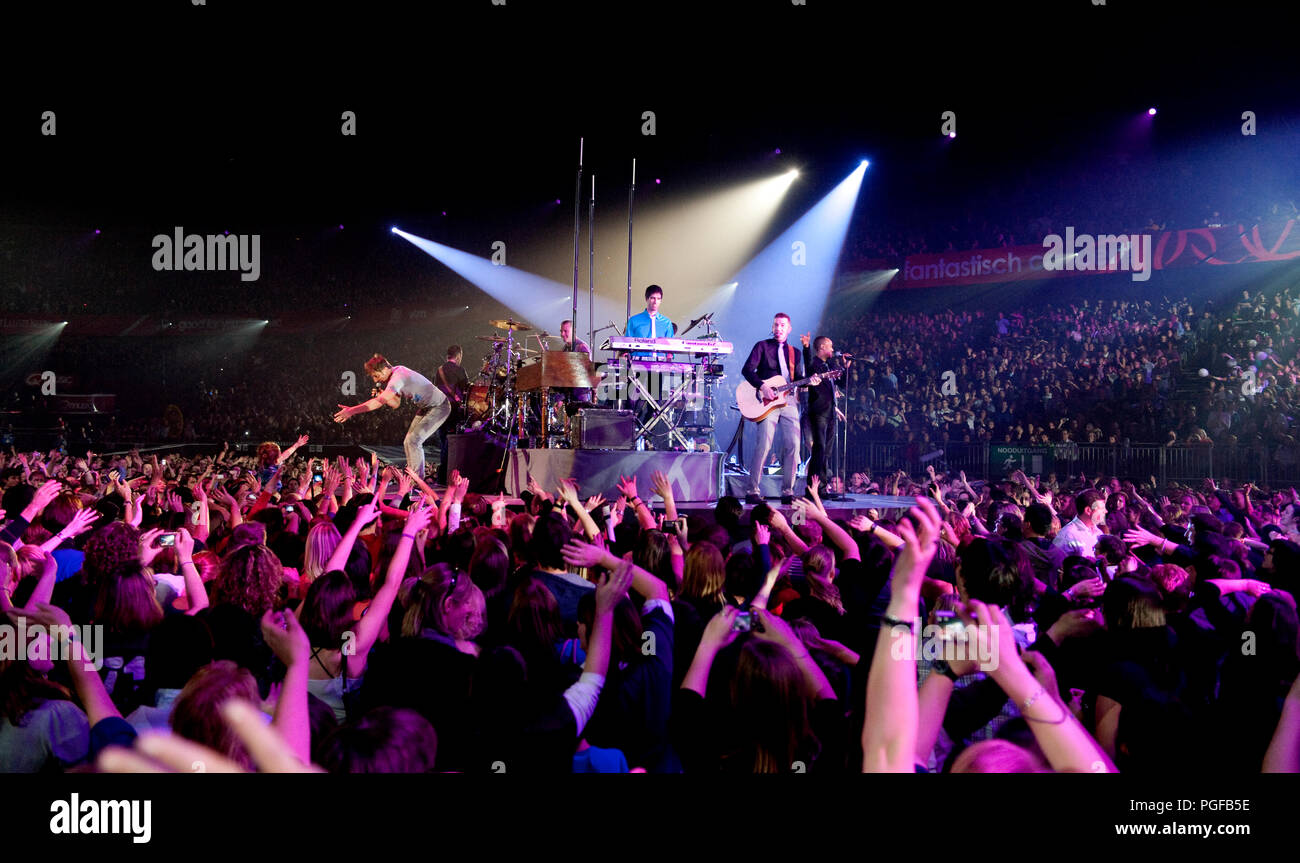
[679,544,726,607]
[729,639,817,773]
[802,545,845,615]
[170,661,260,770]
[94,562,165,639]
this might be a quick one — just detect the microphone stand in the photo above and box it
[588,175,595,356]
[571,138,583,353]
[620,158,636,412]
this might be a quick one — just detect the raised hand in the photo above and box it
[754,523,771,545]
[403,500,437,536]
[562,538,613,571]
[595,558,635,616]
[261,608,311,669]
[556,477,582,505]
[61,507,101,541]
[584,493,606,512]
[354,498,382,530]
[139,528,165,567]
[174,527,196,560]
[650,470,672,502]
[616,474,639,500]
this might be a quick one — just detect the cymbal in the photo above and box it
[477,335,509,343]
[489,318,532,331]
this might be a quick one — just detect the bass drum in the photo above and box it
[464,385,492,425]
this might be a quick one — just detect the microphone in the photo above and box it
[834,351,854,359]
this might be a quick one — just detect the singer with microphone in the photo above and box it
[800,332,849,496]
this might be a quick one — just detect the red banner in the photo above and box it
[898,219,1300,288]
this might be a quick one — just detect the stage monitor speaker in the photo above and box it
[446,432,506,493]
[576,408,635,450]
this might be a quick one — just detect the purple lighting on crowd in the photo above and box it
[1148,107,1157,116]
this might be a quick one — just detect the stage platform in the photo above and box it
[445,432,723,502]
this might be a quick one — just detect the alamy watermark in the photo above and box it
[0,620,103,671]
[151,227,261,282]
[889,617,1000,672]
[1042,227,1152,282]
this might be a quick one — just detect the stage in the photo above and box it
[446,432,724,502]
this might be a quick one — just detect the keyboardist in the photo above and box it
[625,284,676,360]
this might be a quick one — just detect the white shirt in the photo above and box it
[383,365,444,407]
[1050,516,1102,567]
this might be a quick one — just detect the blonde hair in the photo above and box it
[303,521,343,584]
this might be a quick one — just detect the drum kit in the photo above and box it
[461,318,594,446]
[459,315,734,451]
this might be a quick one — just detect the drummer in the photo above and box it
[554,319,594,413]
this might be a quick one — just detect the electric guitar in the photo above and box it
[736,369,843,422]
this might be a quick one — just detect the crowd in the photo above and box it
[4,437,1300,774]
[835,288,1300,457]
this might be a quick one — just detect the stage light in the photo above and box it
[391,226,398,233]
[708,160,868,454]
[390,230,579,324]
[948,132,956,139]
[1148,107,1157,116]
[94,229,100,235]
[338,224,344,230]
[774,148,782,155]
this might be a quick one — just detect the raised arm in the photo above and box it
[794,498,860,562]
[323,499,381,574]
[561,538,670,602]
[277,434,310,466]
[863,498,941,772]
[617,474,657,531]
[965,599,1114,773]
[174,528,209,615]
[350,502,435,671]
[650,470,679,522]
[557,478,600,541]
[260,609,312,766]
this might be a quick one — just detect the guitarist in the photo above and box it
[801,333,848,497]
[741,312,815,506]
[435,345,469,483]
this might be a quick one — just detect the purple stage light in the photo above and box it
[556,198,561,204]
[442,211,447,216]
[774,148,781,155]
[1148,107,1157,116]
[94,229,101,235]
[338,224,344,230]
[948,132,956,139]
[655,178,661,184]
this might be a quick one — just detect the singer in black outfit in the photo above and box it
[800,332,847,494]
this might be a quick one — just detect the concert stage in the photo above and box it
[446,432,723,501]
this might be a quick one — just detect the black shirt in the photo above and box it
[802,348,839,416]
[436,361,469,404]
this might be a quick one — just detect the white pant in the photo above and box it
[404,401,452,478]
[749,400,800,496]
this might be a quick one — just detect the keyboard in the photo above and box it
[609,337,734,355]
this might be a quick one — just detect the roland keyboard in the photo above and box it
[609,337,734,355]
